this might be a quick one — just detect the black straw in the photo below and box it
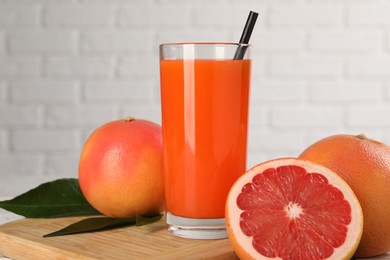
[233,11,258,60]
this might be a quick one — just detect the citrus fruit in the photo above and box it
[78,117,164,218]
[225,158,363,260]
[299,134,390,257]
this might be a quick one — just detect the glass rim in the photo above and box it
[159,42,251,48]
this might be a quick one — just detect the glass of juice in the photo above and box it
[159,42,251,239]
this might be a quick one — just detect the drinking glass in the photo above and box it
[159,42,251,239]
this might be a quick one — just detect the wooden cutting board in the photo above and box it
[0,216,238,259]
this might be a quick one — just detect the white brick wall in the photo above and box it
[45,5,115,26]
[0,6,39,27]
[269,57,343,77]
[1,0,390,200]
[10,80,79,102]
[8,31,77,53]
[0,32,4,53]
[348,5,390,26]
[44,57,115,77]
[268,6,343,27]
[0,57,40,77]
[308,31,382,52]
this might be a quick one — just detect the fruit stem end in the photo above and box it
[124,117,136,122]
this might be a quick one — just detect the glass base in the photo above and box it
[166,212,227,239]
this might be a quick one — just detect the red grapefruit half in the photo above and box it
[226,158,363,260]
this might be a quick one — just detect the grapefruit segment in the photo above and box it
[226,158,363,260]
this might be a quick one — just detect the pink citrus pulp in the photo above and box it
[226,158,363,260]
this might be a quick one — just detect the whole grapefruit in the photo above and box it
[78,117,164,218]
[299,134,390,257]
[226,158,363,260]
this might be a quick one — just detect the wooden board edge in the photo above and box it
[149,238,238,260]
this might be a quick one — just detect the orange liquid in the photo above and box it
[160,59,251,218]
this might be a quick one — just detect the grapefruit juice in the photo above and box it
[160,43,251,239]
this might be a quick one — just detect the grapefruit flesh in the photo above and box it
[226,158,363,260]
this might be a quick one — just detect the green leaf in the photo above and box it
[135,214,163,226]
[44,217,135,237]
[0,178,101,218]
[44,214,163,237]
